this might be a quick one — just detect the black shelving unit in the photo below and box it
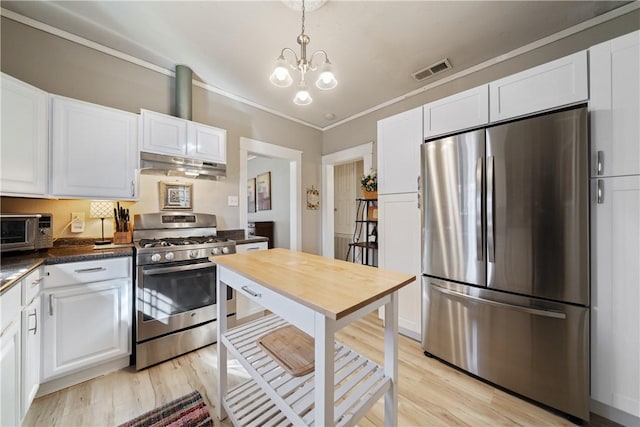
[347,198,378,267]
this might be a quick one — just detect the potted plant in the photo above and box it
[360,170,377,199]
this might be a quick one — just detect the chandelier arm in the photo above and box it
[308,50,330,71]
[280,47,301,70]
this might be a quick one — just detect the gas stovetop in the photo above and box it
[133,212,236,265]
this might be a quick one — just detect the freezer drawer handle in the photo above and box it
[487,156,495,263]
[431,284,566,319]
[597,179,605,204]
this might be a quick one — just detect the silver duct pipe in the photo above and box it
[175,65,192,120]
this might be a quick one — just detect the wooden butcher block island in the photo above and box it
[214,248,415,427]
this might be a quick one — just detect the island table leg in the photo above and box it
[315,313,335,426]
[384,291,398,427]
[216,273,228,421]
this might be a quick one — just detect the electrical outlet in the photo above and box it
[71,212,85,233]
[228,195,239,206]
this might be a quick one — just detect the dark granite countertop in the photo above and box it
[233,236,269,245]
[1,243,133,294]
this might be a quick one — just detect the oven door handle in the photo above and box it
[142,261,217,276]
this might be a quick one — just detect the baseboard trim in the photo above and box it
[591,398,640,426]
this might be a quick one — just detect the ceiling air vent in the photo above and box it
[411,58,452,82]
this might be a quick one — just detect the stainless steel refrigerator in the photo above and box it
[421,106,590,421]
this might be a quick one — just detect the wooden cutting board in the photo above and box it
[257,325,315,377]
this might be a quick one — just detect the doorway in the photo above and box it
[321,142,374,258]
[239,137,302,251]
[333,160,363,260]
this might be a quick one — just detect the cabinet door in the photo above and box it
[378,193,421,339]
[591,175,640,417]
[21,296,40,417]
[1,320,21,427]
[377,107,423,195]
[423,85,488,139]
[589,30,640,178]
[187,122,227,163]
[141,109,188,156]
[51,96,138,199]
[235,242,268,319]
[42,279,131,381]
[0,73,48,196]
[489,51,588,122]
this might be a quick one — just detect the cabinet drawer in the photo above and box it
[44,257,131,288]
[22,268,42,306]
[236,241,268,253]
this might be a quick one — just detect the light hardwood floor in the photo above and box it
[23,313,617,427]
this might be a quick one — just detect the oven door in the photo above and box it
[136,259,234,342]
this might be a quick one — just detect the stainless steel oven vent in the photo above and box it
[411,58,452,82]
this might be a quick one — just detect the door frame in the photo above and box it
[240,137,302,251]
[321,142,374,258]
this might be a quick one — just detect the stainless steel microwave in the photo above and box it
[0,213,53,253]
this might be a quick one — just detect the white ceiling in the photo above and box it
[1,1,632,129]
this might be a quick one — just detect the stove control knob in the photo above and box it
[211,247,220,255]
[222,246,230,254]
[151,254,161,262]
[165,252,175,261]
[189,250,199,259]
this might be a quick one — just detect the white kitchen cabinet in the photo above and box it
[378,193,421,340]
[141,109,227,163]
[50,95,138,199]
[589,30,640,178]
[0,73,49,197]
[591,175,640,418]
[21,295,40,417]
[234,241,268,320]
[489,50,588,122]
[377,106,423,195]
[1,319,21,427]
[423,85,489,139]
[42,258,132,381]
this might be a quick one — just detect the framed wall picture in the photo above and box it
[256,171,272,211]
[248,178,256,213]
[306,186,319,210]
[159,182,193,210]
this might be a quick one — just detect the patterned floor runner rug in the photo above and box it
[118,390,214,427]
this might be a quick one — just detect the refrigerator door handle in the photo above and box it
[430,283,567,319]
[597,179,605,204]
[476,157,483,261]
[487,155,495,263]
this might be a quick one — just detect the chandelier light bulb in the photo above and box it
[315,60,337,90]
[270,56,293,87]
[293,82,312,105]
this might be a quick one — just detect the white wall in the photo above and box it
[247,155,290,248]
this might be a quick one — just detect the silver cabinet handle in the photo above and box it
[241,286,261,298]
[487,156,495,263]
[74,267,106,273]
[246,247,260,252]
[476,157,483,262]
[597,179,605,204]
[131,180,135,197]
[49,294,54,316]
[431,284,566,319]
[417,176,421,209]
[597,150,604,176]
[31,277,44,287]
[28,309,37,334]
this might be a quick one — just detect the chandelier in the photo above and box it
[269,0,337,105]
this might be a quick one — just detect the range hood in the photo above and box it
[140,151,226,180]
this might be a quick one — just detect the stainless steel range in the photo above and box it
[133,212,236,370]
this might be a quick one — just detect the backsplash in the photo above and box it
[1,174,240,240]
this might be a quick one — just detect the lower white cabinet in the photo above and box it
[42,258,132,382]
[378,193,421,339]
[1,318,21,427]
[21,295,41,417]
[235,241,268,320]
[591,175,640,418]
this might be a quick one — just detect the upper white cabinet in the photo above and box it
[0,73,49,197]
[377,106,423,195]
[590,175,640,418]
[378,193,421,339]
[589,30,640,178]
[50,95,138,200]
[489,50,588,122]
[423,85,489,139]
[141,109,227,163]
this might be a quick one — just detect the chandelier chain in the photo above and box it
[301,0,306,36]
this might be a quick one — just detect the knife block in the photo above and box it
[113,230,132,244]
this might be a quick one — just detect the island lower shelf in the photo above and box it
[221,313,391,427]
